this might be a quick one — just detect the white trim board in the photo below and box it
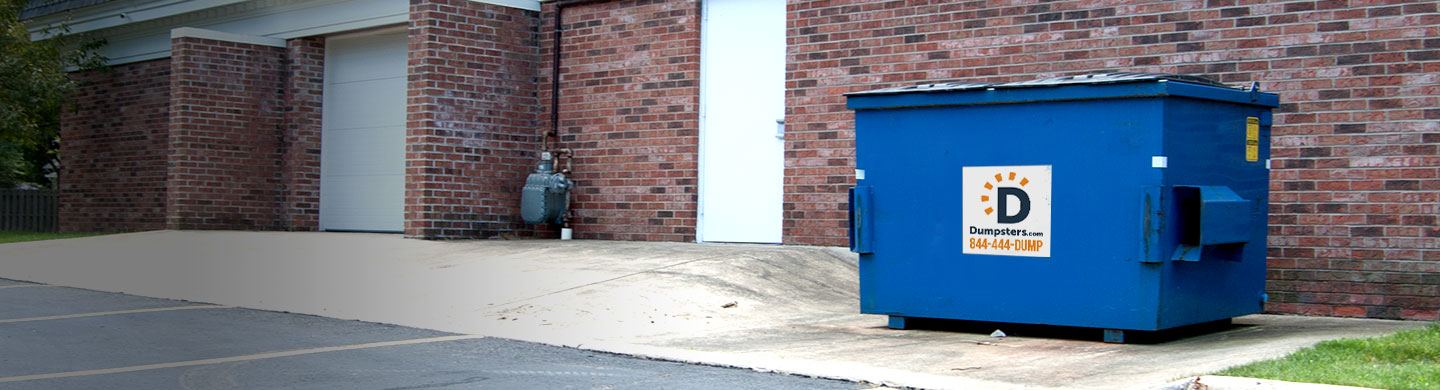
[171,27,284,47]
[477,0,540,12]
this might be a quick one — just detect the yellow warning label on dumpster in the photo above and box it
[1245,117,1259,162]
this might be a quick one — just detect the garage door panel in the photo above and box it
[320,176,403,212]
[319,211,403,233]
[320,175,404,230]
[320,127,405,174]
[324,31,408,84]
[322,78,406,130]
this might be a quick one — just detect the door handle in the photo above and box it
[775,119,785,139]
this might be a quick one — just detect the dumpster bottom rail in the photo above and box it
[883,315,1237,344]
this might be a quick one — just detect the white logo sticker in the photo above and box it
[962,165,1052,257]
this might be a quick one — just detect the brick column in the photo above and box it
[280,37,325,231]
[166,28,288,230]
[406,0,543,238]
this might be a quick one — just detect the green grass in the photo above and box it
[0,231,109,244]
[1217,323,1440,390]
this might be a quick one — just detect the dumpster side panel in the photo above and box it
[855,97,1169,330]
[1155,97,1272,328]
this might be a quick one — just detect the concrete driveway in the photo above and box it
[0,231,1426,389]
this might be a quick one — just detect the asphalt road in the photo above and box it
[0,278,872,390]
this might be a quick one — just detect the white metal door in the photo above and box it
[319,28,406,232]
[698,0,785,243]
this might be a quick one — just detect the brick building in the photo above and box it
[25,0,1438,320]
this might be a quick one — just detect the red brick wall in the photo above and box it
[167,36,288,230]
[281,37,325,231]
[787,0,1439,320]
[541,0,702,242]
[59,59,171,233]
[406,0,544,238]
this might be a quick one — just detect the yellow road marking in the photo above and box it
[0,305,232,324]
[0,335,485,383]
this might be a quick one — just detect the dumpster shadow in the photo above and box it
[882,317,1251,344]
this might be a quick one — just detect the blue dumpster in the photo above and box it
[845,73,1279,342]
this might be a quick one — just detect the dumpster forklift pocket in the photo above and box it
[1170,185,1251,262]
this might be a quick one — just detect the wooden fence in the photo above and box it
[0,189,58,233]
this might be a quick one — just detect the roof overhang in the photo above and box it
[24,0,540,66]
[26,0,250,39]
[26,0,540,40]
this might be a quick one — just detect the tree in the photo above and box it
[1,0,105,188]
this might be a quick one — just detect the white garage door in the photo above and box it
[319,28,407,232]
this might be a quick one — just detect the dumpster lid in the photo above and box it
[846,81,993,96]
[845,73,1231,96]
[996,72,1229,88]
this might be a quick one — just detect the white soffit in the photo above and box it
[27,0,251,39]
[30,0,541,65]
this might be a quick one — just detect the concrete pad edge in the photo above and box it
[1152,376,1382,390]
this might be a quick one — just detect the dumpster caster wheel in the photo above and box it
[887,316,910,330]
[1103,329,1126,344]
